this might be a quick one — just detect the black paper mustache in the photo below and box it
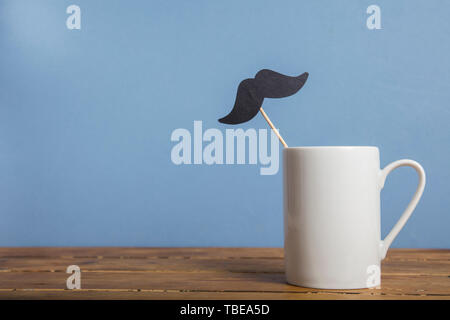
[218,69,309,124]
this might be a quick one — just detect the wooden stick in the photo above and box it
[259,107,288,148]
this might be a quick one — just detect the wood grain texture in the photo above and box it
[0,248,449,300]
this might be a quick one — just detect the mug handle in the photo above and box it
[378,159,426,259]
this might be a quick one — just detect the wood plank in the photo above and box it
[1,289,448,300]
[0,257,449,276]
[0,270,449,296]
[0,247,447,260]
[0,247,284,259]
[385,249,450,261]
[0,257,284,273]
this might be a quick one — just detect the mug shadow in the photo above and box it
[184,257,374,296]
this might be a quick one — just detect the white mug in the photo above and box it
[283,146,425,289]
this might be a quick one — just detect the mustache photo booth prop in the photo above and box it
[218,69,309,147]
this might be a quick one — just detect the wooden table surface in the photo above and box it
[0,248,449,300]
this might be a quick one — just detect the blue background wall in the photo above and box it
[0,0,448,247]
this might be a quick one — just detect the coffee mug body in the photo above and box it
[283,146,425,289]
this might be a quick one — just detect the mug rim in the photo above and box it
[284,146,379,150]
